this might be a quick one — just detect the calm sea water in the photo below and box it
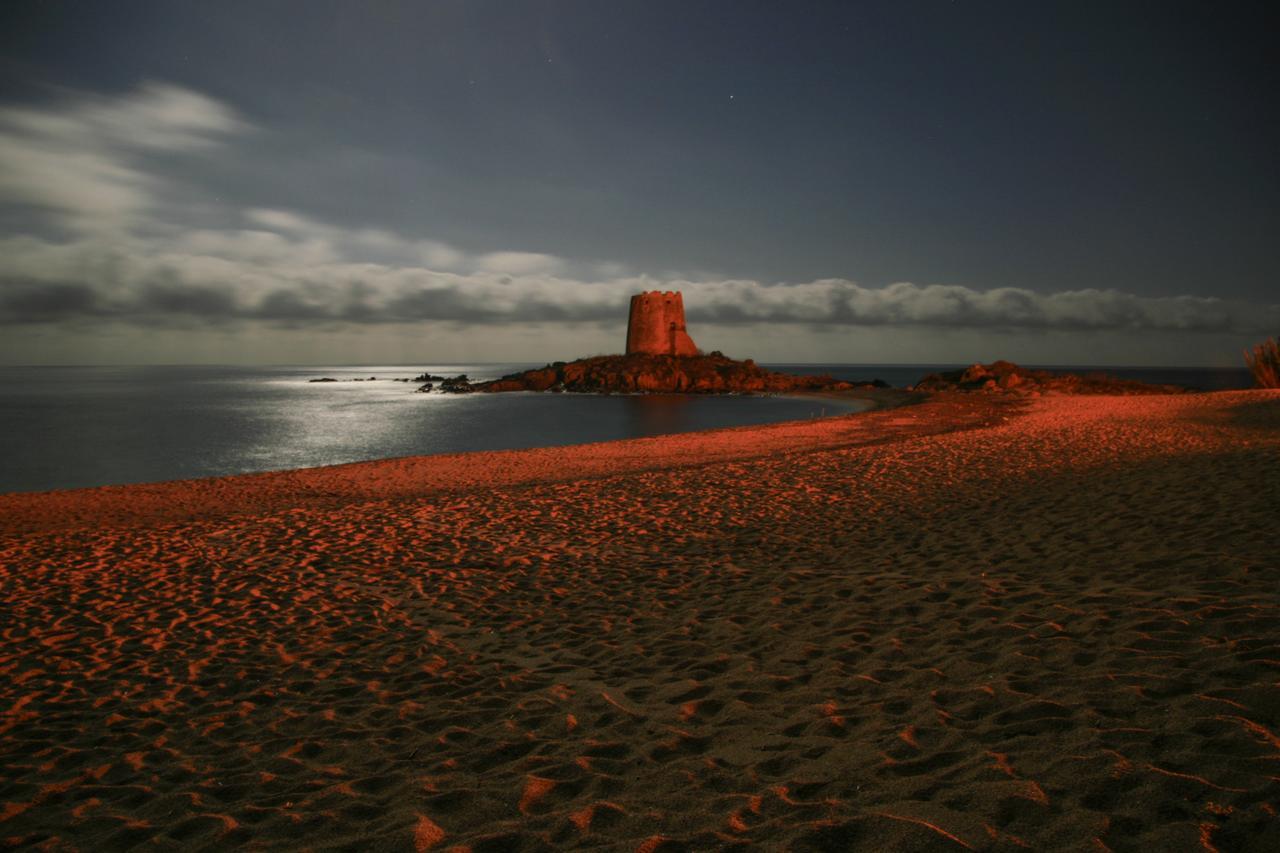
[0,364,873,494]
[0,363,1252,494]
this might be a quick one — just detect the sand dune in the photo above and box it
[2,391,1278,850]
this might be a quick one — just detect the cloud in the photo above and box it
[683,279,1265,333]
[243,208,466,269]
[4,227,1277,335]
[0,82,244,234]
[1,82,1278,340]
[475,251,564,276]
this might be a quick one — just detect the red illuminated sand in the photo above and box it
[2,390,1279,849]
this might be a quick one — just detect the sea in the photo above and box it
[0,363,1254,494]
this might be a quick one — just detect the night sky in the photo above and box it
[1,1,1276,365]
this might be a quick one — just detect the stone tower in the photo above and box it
[625,291,699,357]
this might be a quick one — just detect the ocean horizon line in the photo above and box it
[0,360,1255,370]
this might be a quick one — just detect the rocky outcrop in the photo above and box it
[913,361,1185,395]
[438,375,475,394]
[477,353,885,395]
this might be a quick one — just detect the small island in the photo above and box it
[471,290,885,394]
[475,351,885,394]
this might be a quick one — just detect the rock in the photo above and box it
[309,377,339,383]
[474,353,883,395]
[914,361,1185,395]
[439,375,474,394]
[416,383,433,392]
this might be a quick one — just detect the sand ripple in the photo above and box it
[2,391,1279,849]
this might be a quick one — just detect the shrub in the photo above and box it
[1244,337,1280,388]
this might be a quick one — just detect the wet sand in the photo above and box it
[2,390,1278,850]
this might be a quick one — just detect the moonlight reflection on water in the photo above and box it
[0,364,870,493]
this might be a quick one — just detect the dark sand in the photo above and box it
[2,390,1279,850]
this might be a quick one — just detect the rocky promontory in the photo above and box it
[913,360,1185,395]
[475,353,885,395]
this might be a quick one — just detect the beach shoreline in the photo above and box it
[2,389,1278,850]
[0,387,930,533]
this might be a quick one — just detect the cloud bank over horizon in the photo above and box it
[1,83,1275,362]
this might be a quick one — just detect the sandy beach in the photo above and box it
[2,390,1279,851]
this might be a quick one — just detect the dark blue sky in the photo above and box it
[0,1,1276,363]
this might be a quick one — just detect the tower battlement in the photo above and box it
[625,291,699,357]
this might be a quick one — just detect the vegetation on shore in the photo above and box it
[1245,337,1280,388]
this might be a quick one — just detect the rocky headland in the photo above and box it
[472,352,887,394]
[913,360,1186,395]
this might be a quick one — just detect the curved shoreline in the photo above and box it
[0,388,947,533]
[1,390,1278,850]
